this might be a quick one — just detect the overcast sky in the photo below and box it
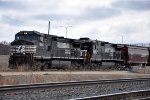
[0,0,150,44]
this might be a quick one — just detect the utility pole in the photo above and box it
[48,21,50,35]
[60,26,72,38]
[65,27,67,38]
[122,35,123,44]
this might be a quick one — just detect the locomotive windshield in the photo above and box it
[81,43,89,50]
[81,42,92,50]
[15,34,38,41]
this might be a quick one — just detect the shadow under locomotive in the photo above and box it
[8,31,150,71]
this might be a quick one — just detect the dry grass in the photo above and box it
[17,64,30,72]
[0,55,10,71]
[0,71,150,86]
[0,75,17,85]
[132,67,150,74]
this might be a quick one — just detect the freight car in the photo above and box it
[122,45,150,68]
[8,30,150,70]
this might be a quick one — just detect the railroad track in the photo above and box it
[0,78,150,100]
[76,89,150,100]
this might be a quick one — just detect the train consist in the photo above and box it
[9,31,150,70]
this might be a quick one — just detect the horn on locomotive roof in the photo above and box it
[48,21,51,35]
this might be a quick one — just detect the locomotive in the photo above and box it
[9,31,150,70]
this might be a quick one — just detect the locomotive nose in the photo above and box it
[10,40,36,54]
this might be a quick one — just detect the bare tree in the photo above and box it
[0,41,10,55]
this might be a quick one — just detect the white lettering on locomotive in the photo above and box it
[16,46,25,53]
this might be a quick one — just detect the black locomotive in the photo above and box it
[9,31,150,70]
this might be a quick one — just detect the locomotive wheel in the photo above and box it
[73,61,81,70]
[40,62,48,71]
[41,65,44,71]
[90,63,98,70]
[71,62,81,70]
[31,63,36,71]
[40,62,49,71]
[34,61,42,71]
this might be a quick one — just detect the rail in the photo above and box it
[75,89,150,100]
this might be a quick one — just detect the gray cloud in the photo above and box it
[1,14,25,26]
[117,25,140,34]
[0,0,29,11]
[113,0,150,11]
[33,7,121,22]
[82,30,99,38]
[80,7,121,20]
[33,14,68,21]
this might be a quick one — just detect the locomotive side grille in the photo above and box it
[10,45,36,53]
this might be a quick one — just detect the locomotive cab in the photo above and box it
[79,38,93,64]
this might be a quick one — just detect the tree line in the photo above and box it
[0,41,10,55]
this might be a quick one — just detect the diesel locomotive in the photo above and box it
[8,31,150,70]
